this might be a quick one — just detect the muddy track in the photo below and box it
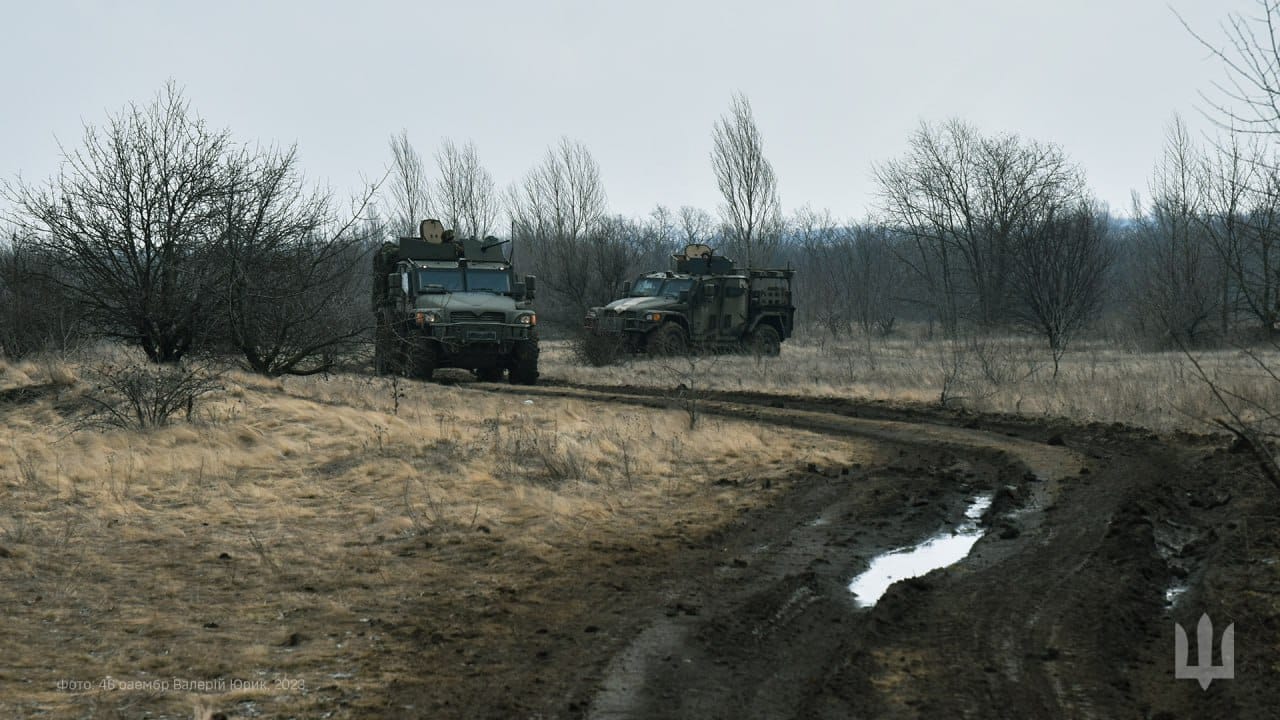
[459,376,1276,719]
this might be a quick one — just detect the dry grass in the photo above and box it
[543,331,1280,433]
[0,362,870,718]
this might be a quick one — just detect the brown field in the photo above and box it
[2,331,1278,718]
[0,354,869,718]
[542,330,1280,433]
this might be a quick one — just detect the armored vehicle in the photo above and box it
[584,244,795,356]
[373,219,539,383]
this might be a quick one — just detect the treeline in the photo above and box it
[5,64,1280,374]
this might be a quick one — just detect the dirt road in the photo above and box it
[422,379,1280,720]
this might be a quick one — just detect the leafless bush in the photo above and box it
[501,416,585,486]
[573,331,626,367]
[9,441,50,492]
[934,338,970,407]
[657,352,719,429]
[969,336,1041,387]
[1179,341,1280,490]
[80,359,223,429]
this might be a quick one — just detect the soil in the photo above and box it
[380,377,1280,720]
[8,373,1278,719]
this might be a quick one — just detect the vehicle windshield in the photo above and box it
[418,269,463,292]
[417,267,511,293]
[465,269,511,293]
[629,277,693,299]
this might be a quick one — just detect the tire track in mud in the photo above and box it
[468,377,1247,719]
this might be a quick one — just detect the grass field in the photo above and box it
[543,330,1280,434]
[2,328,1277,716]
[0,356,869,718]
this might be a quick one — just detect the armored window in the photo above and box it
[418,269,464,292]
[630,277,663,297]
[661,278,693,298]
[465,269,511,293]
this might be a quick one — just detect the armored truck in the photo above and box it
[584,244,795,356]
[373,219,539,383]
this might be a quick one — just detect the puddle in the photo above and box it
[848,495,992,608]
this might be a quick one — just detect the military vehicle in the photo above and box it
[583,244,795,356]
[372,219,539,383]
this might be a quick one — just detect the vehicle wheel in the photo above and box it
[509,340,539,385]
[407,337,438,380]
[476,366,505,382]
[648,323,689,356]
[748,325,781,357]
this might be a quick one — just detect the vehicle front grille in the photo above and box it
[450,311,505,323]
[598,315,624,333]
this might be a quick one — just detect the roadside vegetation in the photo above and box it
[542,330,1280,435]
[0,352,867,717]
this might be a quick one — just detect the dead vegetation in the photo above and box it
[0,356,867,718]
[540,330,1280,433]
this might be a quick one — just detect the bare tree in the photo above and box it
[634,205,680,269]
[790,206,849,335]
[711,93,782,267]
[216,149,380,376]
[0,228,82,358]
[508,137,610,318]
[848,225,904,337]
[677,205,716,246]
[787,209,903,339]
[434,139,499,240]
[1178,1,1280,488]
[4,83,231,362]
[387,130,431,237]
[1181,0,1280,137]
[1179,3,1280,336]
[4,83,379,371]
[1198,131,1280,334]
[1011,202,1113,376]
[1132,117,1225,344]
[875,119,1087,333]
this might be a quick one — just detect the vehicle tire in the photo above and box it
[748,325,781,357]
[476,366,505,382]
[648,322,689,356]
[407,337,438,380]
[509,340,539,385]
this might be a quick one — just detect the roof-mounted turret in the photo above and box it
[673,243,735,275]
[384,219,511,264]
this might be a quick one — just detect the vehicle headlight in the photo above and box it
[415,310,442,326]
[585,309,597,320]
[518,314,537,325]
[644,312,663,322]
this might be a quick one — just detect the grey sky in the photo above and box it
[0,0,1254,223]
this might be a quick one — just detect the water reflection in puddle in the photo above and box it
[848,495,993,608]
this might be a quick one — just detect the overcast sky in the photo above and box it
[0,0,1258,223]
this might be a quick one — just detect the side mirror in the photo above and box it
[622,281,632,296]
[525,275,537,300]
